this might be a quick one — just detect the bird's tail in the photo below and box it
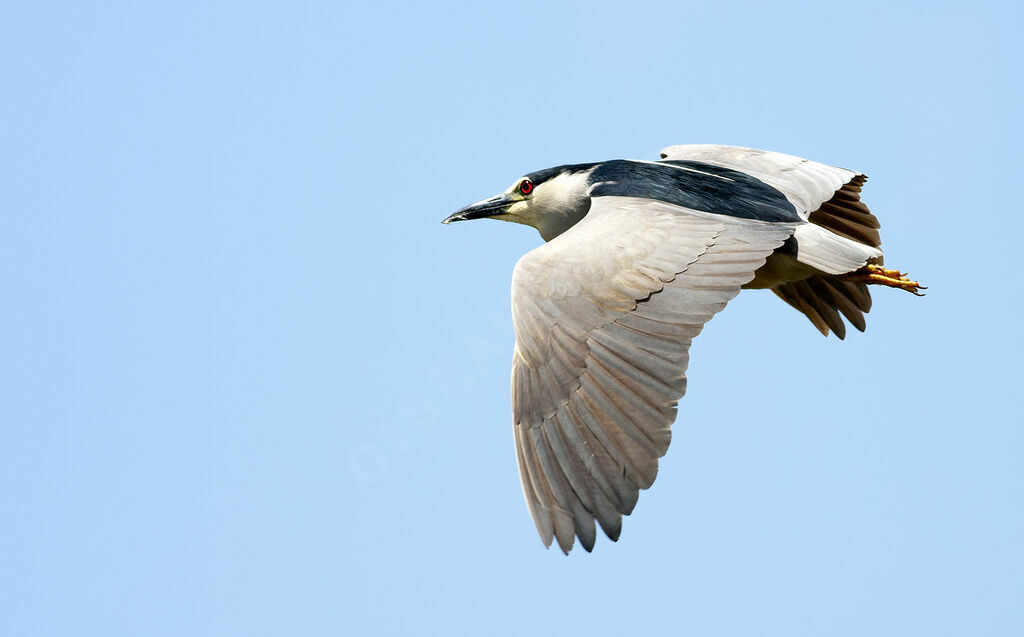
[772,276,873,340]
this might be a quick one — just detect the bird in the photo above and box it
[441,144,923,554]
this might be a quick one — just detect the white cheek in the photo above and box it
[507,201,530,217]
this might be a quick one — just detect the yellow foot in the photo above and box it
[843,265,927,296]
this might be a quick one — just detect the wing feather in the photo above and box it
[545,411,620,526]
[514,424,556,546]
[563,400,638,515]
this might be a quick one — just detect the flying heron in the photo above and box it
[442,144,923,553]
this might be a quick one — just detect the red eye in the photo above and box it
[519,180,534,195]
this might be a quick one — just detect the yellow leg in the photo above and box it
[842,264,927,296]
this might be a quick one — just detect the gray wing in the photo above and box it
[511,196,796,553]
[658,144,859,218]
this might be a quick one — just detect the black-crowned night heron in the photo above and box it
[442,144,923,554]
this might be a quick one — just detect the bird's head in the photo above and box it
[442,164,597,241]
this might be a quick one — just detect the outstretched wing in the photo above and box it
[658,144,859,217]
[511,196,795,553]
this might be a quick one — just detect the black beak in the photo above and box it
[442,194,514,224]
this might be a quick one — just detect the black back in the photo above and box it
[587,160,800,223]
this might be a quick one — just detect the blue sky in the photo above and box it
[2,1,1022,635]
